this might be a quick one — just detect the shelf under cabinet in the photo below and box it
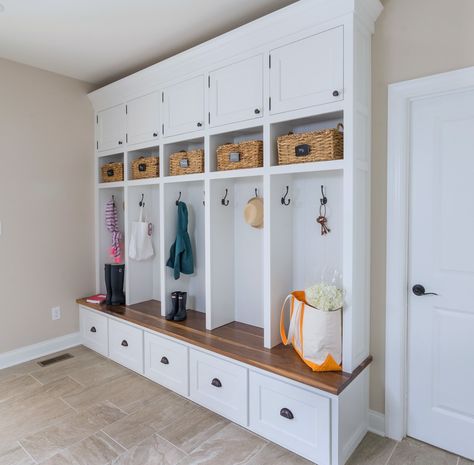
[269,159,344,175]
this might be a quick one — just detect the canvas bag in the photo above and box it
[280,291,342,372]
[129,204,154,261]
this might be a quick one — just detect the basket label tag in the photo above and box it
[295,144,311,157]
[107,169,114,176]
[180,159,189,168]
[138,163,147,171]
[229,152,240,162]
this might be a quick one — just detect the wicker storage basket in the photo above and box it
[217,140,263,171]
[169,149,204,176]
[101,162,124,183]
[277,123,344,165]
[131,156,159,180]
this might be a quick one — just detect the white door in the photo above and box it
[162,75,204,137]
[126,92,160,145]
[209,55,263,127]
[408,88,474,460]
[97,104,126,151]
[269,27,343,114]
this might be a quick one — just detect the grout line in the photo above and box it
[154,432,189,457]
[59,396,79,413]
[28,373,45,386]
[456,457,460,465]
[105,399,129,416]
[66,374,86,388]
[17,441,38,464]
[99,429,128,452]
[384,441,399,465]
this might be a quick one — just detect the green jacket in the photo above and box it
[166,201,194,279]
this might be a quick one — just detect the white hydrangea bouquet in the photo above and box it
[305,282,344,312]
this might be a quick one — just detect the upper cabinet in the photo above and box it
[162,75,205,137]
[209,55,263,127]
[96,104,126,152]
[269,27,344,115]
[126,92,160,145]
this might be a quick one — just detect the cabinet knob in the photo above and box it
[118,140,123,145]
[197,122,203,127]
[90,326,96,333]
[254,108,261,114]
[121,340,128,347]
[280,408,294,420]
[160,356,169,365]
[153,132,158,137]
[332,90,340,97]
[211,378,222,388]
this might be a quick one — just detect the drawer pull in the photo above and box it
[280,408,294,420]
[90,326,96,333]
[160,356,169,365]
[121,340,128,347]
[211,378,222,388]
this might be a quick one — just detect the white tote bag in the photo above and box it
[129,205,154,261]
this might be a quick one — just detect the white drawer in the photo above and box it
[80,307,108,357]
[108,319,144,373]
[144,332,189,396]
[190,349,248,425]
[249,371,330,465]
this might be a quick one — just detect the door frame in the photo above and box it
[385,66,474,441]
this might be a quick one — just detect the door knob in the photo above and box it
[254,108,261,114]
[412,284,438,296]
[121,340,128,347]
[332,90,340,97]
[211,378,222,388]
[197,122,203,127]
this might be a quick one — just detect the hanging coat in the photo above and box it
[166,201,194,279]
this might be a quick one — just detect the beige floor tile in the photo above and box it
[178,423,267,465]
[40,453,76,465]
[245,442,313,465]
[158,405,229,454]
[112,433,186,465]
[66,360,128,387]
[387,437,458,465]
[347,432,397,465]
[0,375,41,403]
[20,400,125,462]
[459,458,474,464]
[0,443,35,465]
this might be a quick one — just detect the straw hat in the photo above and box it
[244,197,264,228]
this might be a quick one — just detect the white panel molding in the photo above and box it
[368,410,385,437]
[386,66,474,441]
[0,332,81,370]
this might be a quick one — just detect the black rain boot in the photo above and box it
[104,264,112,305]
[166,291,180,321]
[174,292,187,321]
[110,264,126,306]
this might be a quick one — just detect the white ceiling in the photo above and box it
[0,0,297,87]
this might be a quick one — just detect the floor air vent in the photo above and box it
[37,353,73,367]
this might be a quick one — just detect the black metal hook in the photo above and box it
[176,191,182,205]
[111,195,115,204]
[221,188,230,206]
[320,185,327,206]
[255,188,259,198]
[203,190,205,206]
[139,193,145,207]
[281,186,291,206]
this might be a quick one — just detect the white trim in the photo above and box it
[385,66,474,441]
[368,410,385,437]
[0,332,81,370]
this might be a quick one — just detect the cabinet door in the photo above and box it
[97,104,126,151]
[270,27,343,114]
[162,75,204,137]
[209,55,263,127]
[126,92,160,145]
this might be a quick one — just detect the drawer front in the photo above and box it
[108,319,144,373]
[249,371,330,465]
[80,307,108,357]
[190,349,248,425]
[144,332,189,396]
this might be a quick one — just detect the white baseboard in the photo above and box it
[368,409,386,437]
[0,332,81,370]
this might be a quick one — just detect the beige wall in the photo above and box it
[0,58,95,353]
[370,0,474,413]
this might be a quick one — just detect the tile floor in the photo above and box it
[0,345,471,465]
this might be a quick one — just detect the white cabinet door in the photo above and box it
[209,55,263,127]
[126,92,160,145]
[97,104,126,151]
[80,307,108,357]
[162,75,204,137]
[108,319,144,374]
[270,27,344,114]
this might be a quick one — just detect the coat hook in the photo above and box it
[111,195,115,204]
[281,186,291,206]
[221,188,230,206]
[255,188,259,198]
[320,185,327,206]
[139,193,145,207]
[176,191,182,205]
[203,190,205,206]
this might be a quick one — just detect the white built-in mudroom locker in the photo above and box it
[78,1,382,464]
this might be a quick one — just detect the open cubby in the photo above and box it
[98,187,125,294]
[98,152,124,184]
[126,185,160,305]
[208,175,264,330]
[163,180,206,316]
[209,126,263,172]
[127,146,160,181]
[163,137,204,177]
[269,112,343,167]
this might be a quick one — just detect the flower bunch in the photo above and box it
[305,282,344,312]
